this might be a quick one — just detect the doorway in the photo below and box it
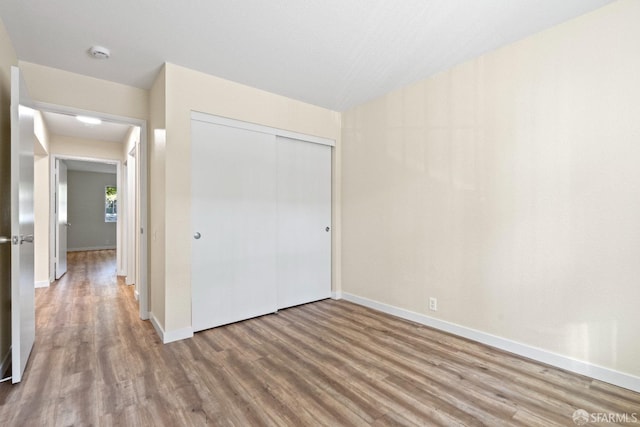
[53,157,120,280]
[34,103,148,320]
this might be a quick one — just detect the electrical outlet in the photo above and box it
[429,297,438,311]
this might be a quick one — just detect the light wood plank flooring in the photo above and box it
[0,250,638,426]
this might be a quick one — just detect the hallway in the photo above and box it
[0,250,180,425]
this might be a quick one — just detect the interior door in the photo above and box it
[276,137,332,309]
[55,159,67,279]
[9,66,35,384]
[191,120,278,332]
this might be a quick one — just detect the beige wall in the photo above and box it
[341,0,640,377]
[33,155,49,283]
[33,111,50,284]
[148,66,166,328]
[50,135,124,162]
[19,62,148,121]
[33,111,49,154]
[0,17,17,370]
[154,63,341,334]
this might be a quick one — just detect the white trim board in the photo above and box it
[150,312,194,344]
[340,292,640,393]
[0,346,10,379]
[35,281,49,288]
[191,111,335,147]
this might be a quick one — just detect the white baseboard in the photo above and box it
[35,280,50,288]
[331,291,342,300]
[342,292,640,393]
[0,346,11,379]
[149,312,194,344]
[149,312,164,341]
[68,246,116,252]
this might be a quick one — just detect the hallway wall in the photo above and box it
[33,111,50,286]
[67,170,117,251]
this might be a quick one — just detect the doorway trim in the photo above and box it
[37,101,149,321]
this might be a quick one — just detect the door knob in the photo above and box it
[325,226,330,232]
[193,232,202,240]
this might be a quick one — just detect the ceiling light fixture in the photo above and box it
[76,115,102,125]
[88,45,110,59]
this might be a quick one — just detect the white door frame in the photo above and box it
[38,102,149,321]
[54,158,68,279]
[121,160,128,278]
[125,146,137,286]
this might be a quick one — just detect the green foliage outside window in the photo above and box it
[105,186,117,222]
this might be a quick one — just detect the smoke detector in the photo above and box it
[88,45,110,59]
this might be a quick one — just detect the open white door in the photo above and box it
[9,66,35,384]
[55,159,67,279]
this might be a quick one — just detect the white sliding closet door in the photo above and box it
[191,121,278,332]
[276,137,331,309]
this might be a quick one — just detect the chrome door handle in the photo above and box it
[193,232,202,240]
[0,236,18,245]
[20,234,34,244]
[65,223,71,227]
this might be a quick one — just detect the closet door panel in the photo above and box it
[192,121,277,332]
[276,137,331,309]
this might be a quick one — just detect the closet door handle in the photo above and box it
[193,232,202,240]
[325,226,330,232]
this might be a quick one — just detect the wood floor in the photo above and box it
[0,250,638,426]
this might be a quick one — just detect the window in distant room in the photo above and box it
[105,185,117,222]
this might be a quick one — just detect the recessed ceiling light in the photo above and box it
[76,115,102,125]
[88,45,110,59]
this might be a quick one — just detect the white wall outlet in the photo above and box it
[429,297,438,311]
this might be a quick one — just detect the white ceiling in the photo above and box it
[42,111,133,143]
[0,0,615,111]
[64,159,117,174]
